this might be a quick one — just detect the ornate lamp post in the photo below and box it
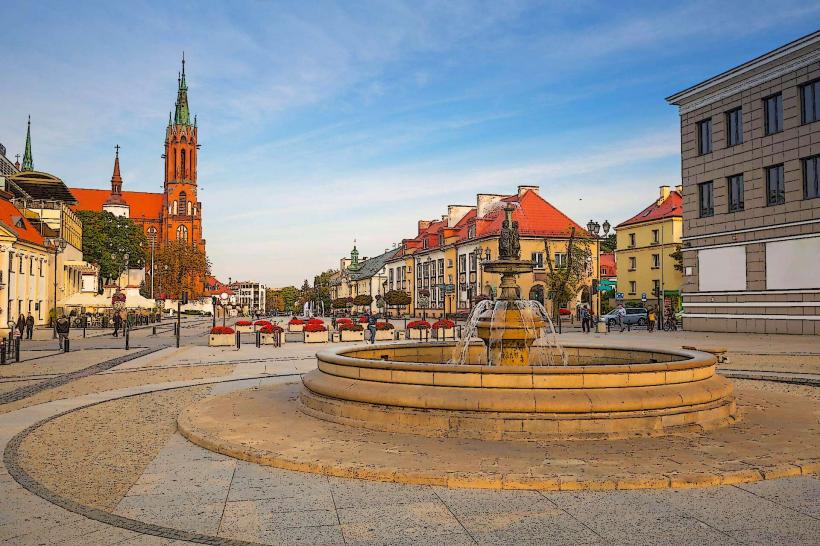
[586,219,610,322]
[45,237,67,338]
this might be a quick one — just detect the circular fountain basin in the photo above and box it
[299,342,737,440]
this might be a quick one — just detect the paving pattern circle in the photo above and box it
[179,381,819,491]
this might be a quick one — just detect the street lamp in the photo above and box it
[45,237,67,338]
[586,219,610,323]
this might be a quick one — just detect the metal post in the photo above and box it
[1,340,6,365]
[64,338,70,353]
[150,239,155,299]
[52,248,58,339]
[125,328,130,350]
[255,331,261,348]
[152,325,156,336]
[176,300,181,348]
[15,338,20,362]
[236,331,241,349]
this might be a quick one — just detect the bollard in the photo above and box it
[1,340,6,365]
[64,338,70,353]
[152,326,156,336]
[236,331,241,349]
[125,329,130,350]
[255,331,261,348]
[15,338,20,362]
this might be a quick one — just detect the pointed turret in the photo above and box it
[103,145,129,217]
[21,116,33,171]
[173,53,191,126]
[349,241,360,270]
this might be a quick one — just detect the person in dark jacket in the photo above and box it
[16,315,25,338]
[55,314,70,349]
[112,312,122,338]
[25,313,34,339]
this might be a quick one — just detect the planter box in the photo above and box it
[304,330,328,343]
[435,327,455,340]
[260,333,284,345]
[374,329,394,341]
[288,324,304,333]
[209,334,235,347]
[235,325,253,333]
[408,328,430,341]
[340,330,365,342]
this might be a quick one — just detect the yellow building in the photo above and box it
[615,185,683,310]
[383,186,596,318]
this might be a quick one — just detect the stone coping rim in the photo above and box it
[316,342,716,375]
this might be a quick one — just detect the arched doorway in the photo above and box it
[529,284,545,305]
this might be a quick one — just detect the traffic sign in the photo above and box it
[641,292,647,302]
[615,292,624,300]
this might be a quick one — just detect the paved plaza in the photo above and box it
[0,321,817,545]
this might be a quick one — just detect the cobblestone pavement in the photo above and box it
[0,326,817,544]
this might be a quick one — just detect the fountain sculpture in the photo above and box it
[299,207,737,439]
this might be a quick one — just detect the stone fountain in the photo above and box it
[296,207,737,439]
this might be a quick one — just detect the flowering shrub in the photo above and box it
[432,319,455,329]
[288,318,305,325]
[408,320,431,330]
[236,320,252,326]
[307,318,324,325]
[338,322,363,331]
[254,320,272,327]
[335,317,353,324]
[259,324,283,334]
[358,316,369,323]
[210,326,235,334]
[304,323,327,332]
[375,322,394,331]
[559,308,571,316]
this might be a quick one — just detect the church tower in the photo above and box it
[103,145,130,217]
[163,54,203,250]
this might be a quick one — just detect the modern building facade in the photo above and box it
[615,185,683,313]
[228,280,267,315]
[666,31,820,334]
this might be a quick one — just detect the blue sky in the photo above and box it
[2,1,818,286]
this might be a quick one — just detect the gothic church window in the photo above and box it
[179,192,187,215]
[177,225,188,242]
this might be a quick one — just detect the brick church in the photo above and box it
[70,56,206,259]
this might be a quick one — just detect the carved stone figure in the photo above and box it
[511,220,520,259]
[498,206,521,260]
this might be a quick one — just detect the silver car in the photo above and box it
[601,307,648,327]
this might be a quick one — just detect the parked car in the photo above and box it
[601,307,648,327]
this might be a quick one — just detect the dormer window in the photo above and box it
[438,233,444,246]
[422,238,428,249]
[467,223,476,239]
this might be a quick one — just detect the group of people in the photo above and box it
[10,313,36,340]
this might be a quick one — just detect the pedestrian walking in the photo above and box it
[15,315,25,339]
[55,314,70,350]
[580,305,590,333]
[112,311,122,337]
[647,308,656,333]
[616,304,627,332]
[25,313,34,339]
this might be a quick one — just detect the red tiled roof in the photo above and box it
[0,199,45,246]
[471,191,588,239]
[205,275,234,296]
[617,191,683,228]
[600,252,616,277]
[69,188,164,220]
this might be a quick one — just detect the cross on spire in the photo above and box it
[115,144,120,157]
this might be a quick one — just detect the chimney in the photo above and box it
[441,214,448,222]
[447,205,475,227]
[418,220,432,235]
[675,184,682,193]
[477,194,505,218]
[658,185,670,205]
[517,185,540,197]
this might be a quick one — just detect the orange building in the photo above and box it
[70,56,206,288]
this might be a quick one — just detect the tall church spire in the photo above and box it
[21,116,33,171]
[105,144,127,205]
[173,53,191,126]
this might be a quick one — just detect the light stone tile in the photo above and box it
[328,476,438,509]
[434,487,563,518]
[736,476,820,518]
[337,501,466,544]
[116,500,225,536]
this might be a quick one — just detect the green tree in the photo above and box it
[312,269,336,312]
[600,232,616,253]
[353,294,373,307]
[384,290,411,316]
[154,241,209,299]
[279,285,301,314]
[76,210,147,283]
[670,245,684,272]
[543,228,591,318]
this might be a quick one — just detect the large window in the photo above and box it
[766,164,785,206]
[728,174,744,212]
[764,93,783,135]
[554,252,566,268]
[628,256,636,271]
[176,225,188,242]
[801,79,820,124]
[725,107,743,146]
[698,181,714,217]
[652,229,659,244]
[628,233,636,247]
[628,281,636,295]
[697,118,712,155]
[804,155,820,199]
[652,254,660,268]
[531,252,544,269]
